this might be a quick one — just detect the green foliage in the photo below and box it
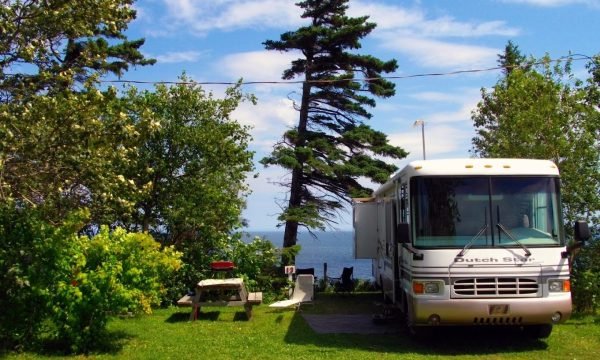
[572,239,600,313]
[497,40,529,75]
[472,48,600,314]
[114,77,255,298]
[119,76,255,238]
[0,205,181,353]
[164,234,300,304]
[0,0,154,98]
[0,0,158,226]
[471,55,600,227]
[262,0,406,248]
[226,236,283,291]
[0,85,151,224]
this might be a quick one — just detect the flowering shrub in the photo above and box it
[0,206,181,353]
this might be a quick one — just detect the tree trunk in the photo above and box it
[282,79,312,263]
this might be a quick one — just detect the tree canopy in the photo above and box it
[0,0,154,100]
[120,78,255,243]
[262,0,407,250]
[472,50,600,228]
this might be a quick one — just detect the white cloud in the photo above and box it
[161,0,302,34]
[409,88,481,123]
[378,35,498,69]
[348,2,423,30]
[427,102,477,124]
[350,2,519,37]
[388,124,474,161]
[347,1,518,70]
[417,18,518,38]
[233,96,296,141]
[154,51,205,64]
[410,91,472,103]
[220,50,298,81]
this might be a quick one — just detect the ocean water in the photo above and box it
[244,231,374,280]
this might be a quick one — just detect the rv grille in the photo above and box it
[473,317,523,325]
[453,277,538,298]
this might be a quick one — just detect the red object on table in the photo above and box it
[210,260,235,271]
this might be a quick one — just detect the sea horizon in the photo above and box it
[243,230,374,280]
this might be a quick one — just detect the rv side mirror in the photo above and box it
[574,221,591,243]
[397,223,410,244]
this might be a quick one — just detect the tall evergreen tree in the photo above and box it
[261,0,407,252]
[0,0,154,99]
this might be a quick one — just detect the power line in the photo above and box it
[96,54,594,86]
[3,54,595,87]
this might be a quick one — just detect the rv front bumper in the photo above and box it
[411,294,571,326]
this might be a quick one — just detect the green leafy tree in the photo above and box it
[119,78,255,293]
[471,55,600,227]
[0,0,155,223]
[472,51,600,314]
[0,0,154,99]
[0,85,152,222]
[120,78,255,238]
[261,0,407,252]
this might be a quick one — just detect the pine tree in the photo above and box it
[0,0,155,99]
[498,40,528,75]
[261,0,407,252]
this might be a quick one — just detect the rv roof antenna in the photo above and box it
[413,119,426,160]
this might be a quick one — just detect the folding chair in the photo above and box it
[329,267,355,293]
[269,274,314,310]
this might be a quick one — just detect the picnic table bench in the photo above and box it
[177,278,262,320]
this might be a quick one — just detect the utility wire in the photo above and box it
[96,54,594,86]
[3,54,595,87]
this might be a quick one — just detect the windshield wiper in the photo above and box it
[457,224,488,257]
[496,223,531,257]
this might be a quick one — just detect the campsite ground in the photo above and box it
[4,293,600,359]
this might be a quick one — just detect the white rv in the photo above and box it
[353,159,590,338]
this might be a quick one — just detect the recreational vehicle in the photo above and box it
[353,159,590,338]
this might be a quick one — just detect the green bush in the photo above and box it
[163,234,300,304]
[572,238,600,314]
[0,206,182,353]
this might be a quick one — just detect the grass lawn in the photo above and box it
[4,293,600,359]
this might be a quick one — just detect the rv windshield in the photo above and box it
[411,176,563,248]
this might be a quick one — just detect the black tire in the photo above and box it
[408,325,434,338]
[523,324,553,339]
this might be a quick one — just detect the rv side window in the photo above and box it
[399,184,408,223]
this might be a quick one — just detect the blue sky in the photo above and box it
[121,0,599,230]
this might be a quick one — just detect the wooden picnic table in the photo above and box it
[178,278,262,320]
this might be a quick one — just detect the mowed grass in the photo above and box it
[4,293,600,360]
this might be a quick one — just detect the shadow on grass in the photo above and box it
[283,292,548,356]
[165,310,250,323]
[0,330,135,357]
[285,314,547,356]
[165,311,192,323]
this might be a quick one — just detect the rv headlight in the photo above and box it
[413,280,444,295]
[548,279,570,292]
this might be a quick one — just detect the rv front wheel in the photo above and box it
[523,324,553,339]
[408,325,434,338]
